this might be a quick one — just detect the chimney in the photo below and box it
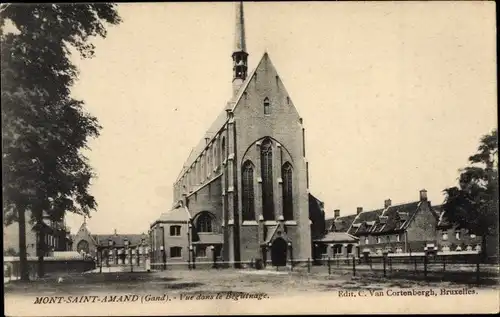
[419,189,428,201]
[384,199,392,208]
[205,137,210,145]
[357,207,363,215]
[114,229,117,236]
[334,209,340,218]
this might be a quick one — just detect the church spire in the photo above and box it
[232,1,248,97]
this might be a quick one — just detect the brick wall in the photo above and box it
[233,53,311,261]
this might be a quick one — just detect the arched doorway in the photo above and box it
[271,238,287,267]
[77,240,90,254]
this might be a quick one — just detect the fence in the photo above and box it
[145,251,497,284]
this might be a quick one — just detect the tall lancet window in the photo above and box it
[261,139,274,220]
[263,97,271,115]
[242,161,255,221]
[221,137,226,162]
[282,163,294,220]
[213,145,217,170]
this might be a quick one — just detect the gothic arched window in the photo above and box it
[206,149,210,177]
[200,155,205,182]
[242,161,255,221]
[77,240,90,254]
[282,162,294,220]
[196,212,214,232]
[221,137,226,162]
[261,139,274,220]
[213,145,217,170]
[263,97,271,115]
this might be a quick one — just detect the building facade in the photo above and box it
[72,221,149,267]
[3,210,72,257]
[314,210,358,260]
[151,2,313,268]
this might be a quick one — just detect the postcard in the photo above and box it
[2,1,498,316]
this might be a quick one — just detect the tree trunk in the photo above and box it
[36,212,45,278]
[18,207,30,281]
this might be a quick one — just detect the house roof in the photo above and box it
[347,208,384,236]
[94,233,148,247]
[348,200,440,236]
[371,202,421,234]
[315,232,358,243]
[175,53,270,184]
[325,218,335,232]
[326,214,357,232]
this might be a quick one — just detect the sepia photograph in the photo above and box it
[2,1,498,315]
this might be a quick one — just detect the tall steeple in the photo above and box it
[232,1,248,97]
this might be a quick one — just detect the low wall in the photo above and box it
[4,257,96,279]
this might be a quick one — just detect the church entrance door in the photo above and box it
[271,238,287,267]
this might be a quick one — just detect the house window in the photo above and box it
[455,231,461,240]
[470,233,476,239]
[377,237,381,244]
[263,97,271,115]
[170,247,182,258]
[282,162,294,221]
[396,234,400,242]
[170,225,181,236]
[242,161,255,221]
[196,246,207,257]
[365,237,369,245]
[197,212,214,232]
[442,231,448,241]
[261,139,274,220]
[386,236,390,243]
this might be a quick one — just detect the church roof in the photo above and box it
[175,53,270,183]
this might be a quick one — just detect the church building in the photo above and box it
[150,2,320,268]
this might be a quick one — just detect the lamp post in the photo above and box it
[190,245,195,269]
[124,239,129,270]
[287,241,293,270]
[160,245,165,271]
[211,245,216,269]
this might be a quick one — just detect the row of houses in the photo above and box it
[313,189,486,260]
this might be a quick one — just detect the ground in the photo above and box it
[4,264,499,297]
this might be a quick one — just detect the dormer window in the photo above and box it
[263,98,271,115]
[455,231,461,240]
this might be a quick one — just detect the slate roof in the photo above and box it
[325,218,335,232]
[347,208,384,236]
[332,214,357,232]
[347,200,440,236]
[371,202,421,234]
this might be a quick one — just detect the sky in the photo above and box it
[67,1,497,234]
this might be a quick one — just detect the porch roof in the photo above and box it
[315,232,358,243]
